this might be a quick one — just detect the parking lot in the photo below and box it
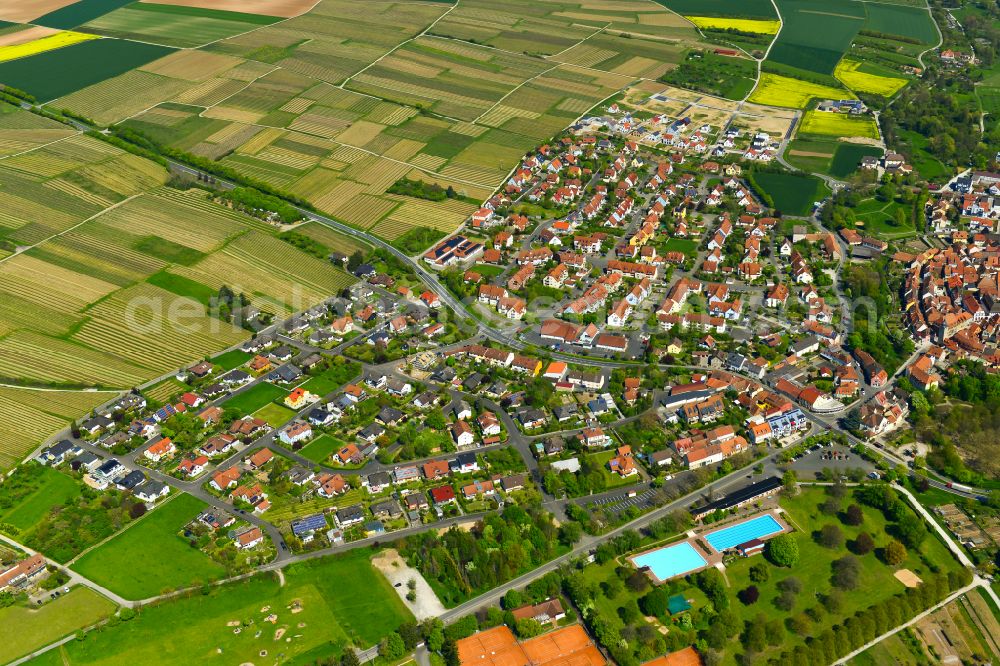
[588,487,657,514]
[789,442,875,478]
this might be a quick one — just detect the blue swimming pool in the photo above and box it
[704,514,783,552]
[632,542,707,581]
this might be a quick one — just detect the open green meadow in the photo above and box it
[39,549,412,665]
[71,494,226,600]
[753,171,829,215]
[298,362,360,397]
[0,38,174,101]
[0,466,81,533]
[297,434,342,464]
[212,349,253,371]
[0,586,118,664]
[254,402,297,427]
[852,196,916,238]
[862,3,938,43]
[35,0,137,30]
[222,382,289,414]
[769,0,864,75]
[830,143,882,178]
[655,0,777,19]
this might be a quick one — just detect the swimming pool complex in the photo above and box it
[631,542,707,581]
[704,514,783,552]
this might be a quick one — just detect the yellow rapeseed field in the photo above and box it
[748,73,851,109]
[686,16,781,34]
[799,110,880,139]
[0,31,99,64]
[835,58,908,97]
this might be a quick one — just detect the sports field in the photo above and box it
[71,494,226,600]
[47,550,412,665]
[0,587,118,664]
[799,110,880,139]
[748,72,849,108]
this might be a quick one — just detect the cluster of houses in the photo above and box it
[37,440,171,503]
[900,237,1000,363]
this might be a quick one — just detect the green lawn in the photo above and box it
[297,434,341,464]
[753,171,830,216]
[71,494,225,600]
[146,270,216,306]
[852,197,916,238]
[299,362,361,397]
[222,381,287,413]
[471,263,505,280]
[212,349,252,371]
[0,466,80,533]
[42,550,411,665]
[254,402,297,427]
[662,237,699,258]
[0,587,117,664]
[589,450,642,490]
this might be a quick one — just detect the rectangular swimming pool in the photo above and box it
[704,514,783,552]
[631,542,707,581]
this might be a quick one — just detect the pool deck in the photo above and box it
[629,509,792,584]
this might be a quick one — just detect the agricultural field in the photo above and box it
[0,387,115,472]
[863,2,938,43]
[0,29,98,63]
[41,550,412,665]
[835,58,908,97]
[768,0,865,75]
[71,494,228,600]
[798,110,881,140]
[0,37,174,101]
[80,4,282,48]
[0,127,357,472]
[754,170,830,215]
[684,17,780,34]
[785,137,838,174]
[34,0,138,30]
[0,586,118,665]
[748,72,850,109]
[656,0,778,19]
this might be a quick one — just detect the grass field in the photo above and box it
[863,2,938,43]
[830,143,882,178]
[768,0,864,75]
[0,466,80,532]
[222,382,288,414]
[254,402,296,427]
[685,16,780,33]
[297,434,342,464]
[656,0,777,19]
[211,349,252,371]
[754,171,829,215]
[799,110,880,139]
[749,72,850,108]
[71,494,226,600]
[852,196,916,237]
[835,58,908,97]
[44,549,411,665]
[663,237,699,257]
[0,587,118,664]
[0,38,174,101]
[35,0,137,30]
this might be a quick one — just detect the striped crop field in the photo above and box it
[0,386,116,471]
[0,331,150,388]
[71,283,248,374]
